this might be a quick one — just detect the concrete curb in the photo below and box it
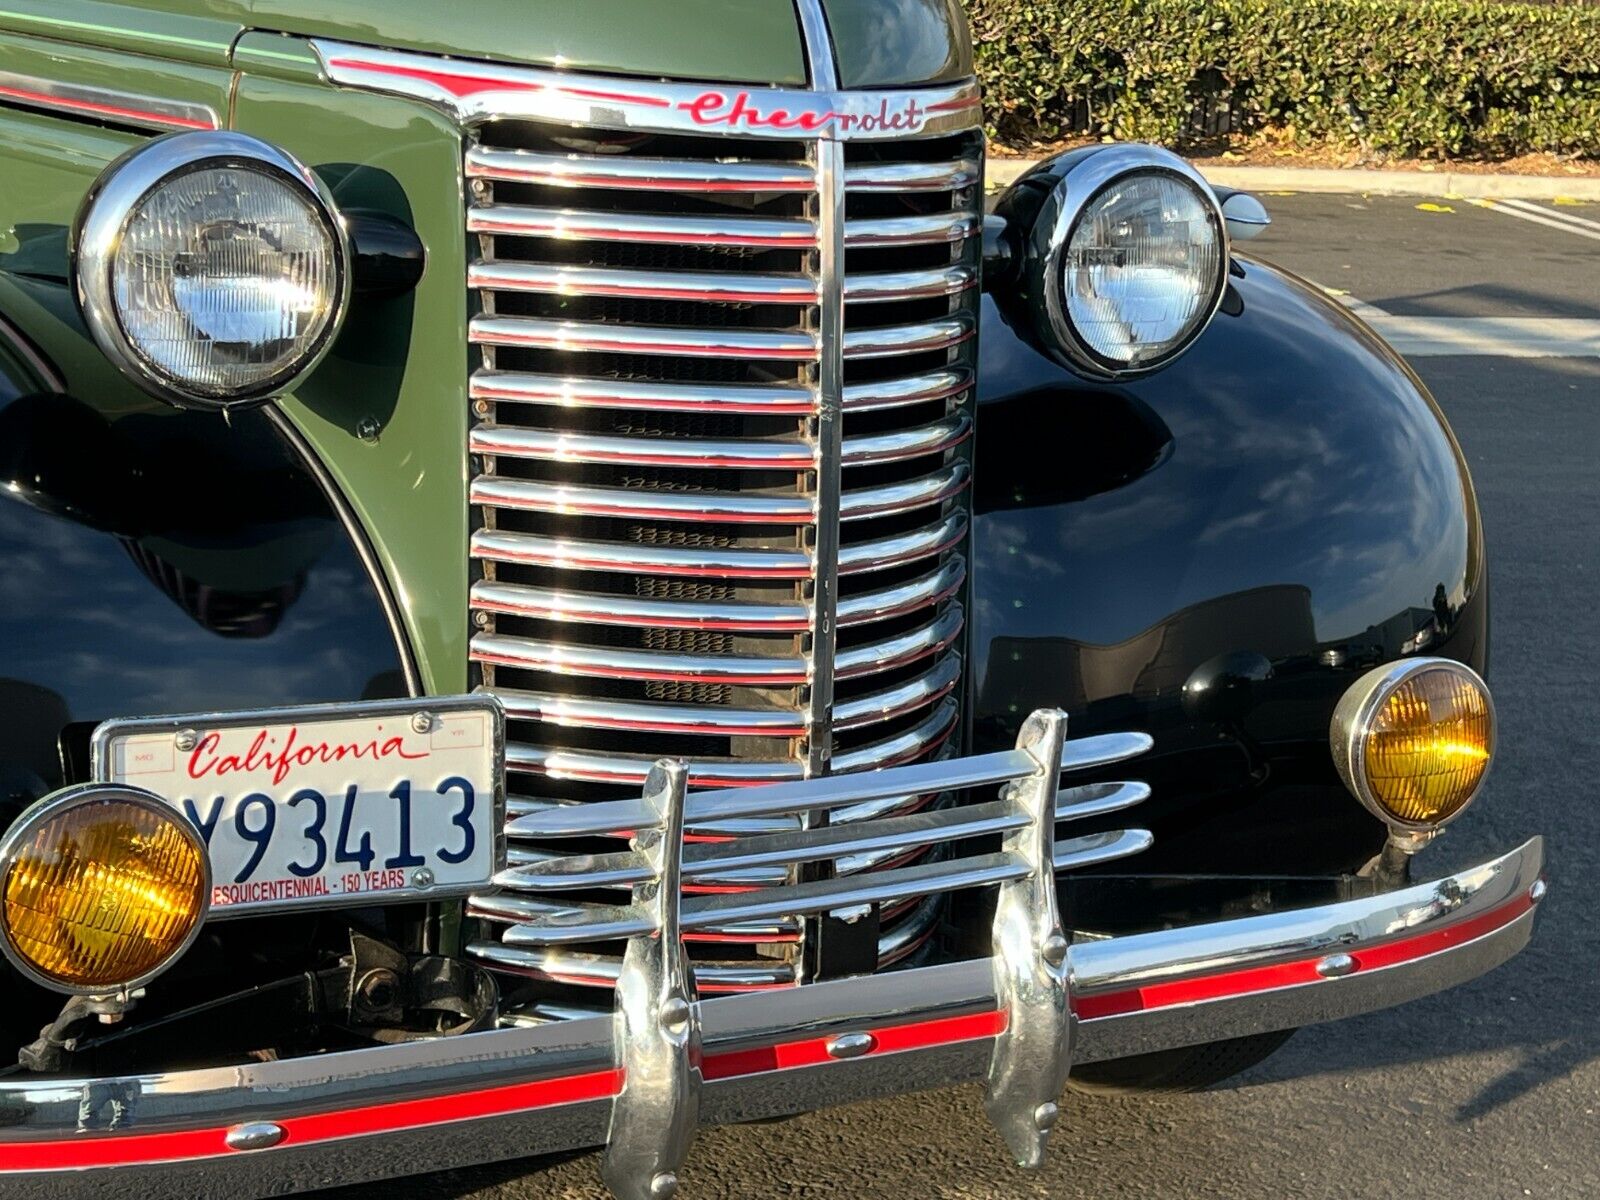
[986,157,1600,201]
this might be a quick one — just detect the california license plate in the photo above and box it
[92,697,505,918]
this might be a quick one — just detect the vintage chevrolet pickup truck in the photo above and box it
[0,0,1544,1196]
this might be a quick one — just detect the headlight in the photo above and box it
[75,131,350,408]
[0,785,209,994]
[1330,658,1496,834]
[1010,145,1228,378]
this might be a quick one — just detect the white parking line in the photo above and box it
[1319,287,1600,358]
[1499,197,1600,235]
[1357,315,1600,359]
[1467,196,1600,242]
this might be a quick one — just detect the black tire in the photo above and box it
[1068,1029,1295,1095]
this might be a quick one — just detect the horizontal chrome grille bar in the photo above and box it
[845,212,981,247]
[472,372,817,415]
[470,261,818,304]
[473,632,807,685]
[469,893,802,940]
[471,462,967,526]
[467,945,797,992]
[505,728,1149,842]
[831,698,958,772]
[507,748,1035,839]
[1055,828,1155,871]
[1056,780,1152,822]
[838,510,968,575]
[471,368,971,416]
[502,851,1025,945]
[493,800,1023,894]
[843,265,977,304]
[472,476,814,524]
[843,462,969,521]
[490,687,805,738]
[471,528,812,579]
[470,415,968,470]
[472,580,809,632]
[470,557,962,634]
[837,556,965,626]
[469,204,816,247]
[471,423,811,469]
[833,655,962,731]
[842,316,974,360]
[470,316,818,361]
[466,146,814,192]
[503,698,957,791]
[508,742,803,788]
[842,367,972,413]
[835,605,963,680]
[845,159,982,192]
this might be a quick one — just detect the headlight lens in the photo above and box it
[1331,659,1496,833]
[1063,173,1223,368]
[76,132,349,408]
[0,786,209,993]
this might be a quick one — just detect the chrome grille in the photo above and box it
[463,113,983,991]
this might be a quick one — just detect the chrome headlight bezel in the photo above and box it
[74,131,352,410]
[1329,657,1498,836]
[1023,144,1228,380]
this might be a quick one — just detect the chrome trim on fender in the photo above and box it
[0,68,219,132]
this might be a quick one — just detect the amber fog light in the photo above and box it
[0,785,209,993]
[1331,658,1495,834]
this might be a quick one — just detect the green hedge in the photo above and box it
[969,0,1600,158]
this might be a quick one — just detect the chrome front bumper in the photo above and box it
[0,711,1545,1199]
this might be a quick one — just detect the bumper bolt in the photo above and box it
[1041,933,1069,968]
[225,1122,286,1152]
[1530,878,1547,903]
[659,996,691,1034]
[1316,953,1358,979]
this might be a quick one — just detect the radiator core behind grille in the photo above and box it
[464,115,983,992]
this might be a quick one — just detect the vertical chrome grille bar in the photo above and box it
[804,11,846,778]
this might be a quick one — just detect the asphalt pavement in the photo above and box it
[321,194,1600,1200]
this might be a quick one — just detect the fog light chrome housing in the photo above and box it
[0,784,210,994]
[74,131,350,409]
[1330,658,1496,835]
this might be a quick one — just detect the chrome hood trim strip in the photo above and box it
[310,40,980,139]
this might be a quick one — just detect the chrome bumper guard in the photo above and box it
[0,710,1544,1199]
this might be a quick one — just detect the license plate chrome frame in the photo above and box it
[91,695,507,920]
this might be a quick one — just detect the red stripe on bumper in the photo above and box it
[0,1068,622,1172]
[1077,886,1537,1019]
[702,1009,1007,1081]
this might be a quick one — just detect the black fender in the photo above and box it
[970,256,1487,876]
[0,285,409,833]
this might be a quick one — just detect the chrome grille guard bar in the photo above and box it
[0,710,1545,1200]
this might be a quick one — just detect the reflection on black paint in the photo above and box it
[973,386,1173,511]
[970,259,1487,872]
[0,387,406,802]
